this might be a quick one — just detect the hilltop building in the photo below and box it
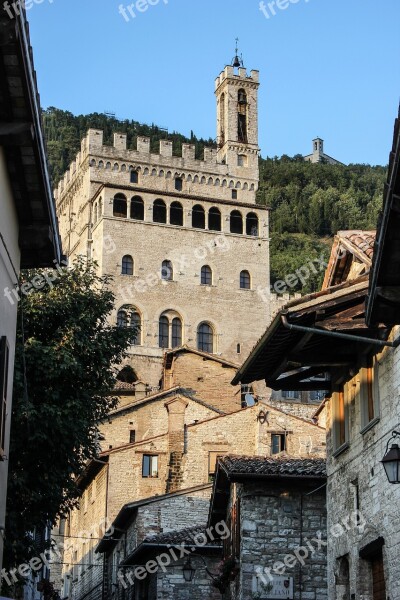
[304,137,344,165]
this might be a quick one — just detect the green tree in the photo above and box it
[4,259,136,569]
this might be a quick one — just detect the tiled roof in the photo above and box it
[114,381,137,391]
[219,455,326,478]
[339,230,375,261]
[143,525,222,547]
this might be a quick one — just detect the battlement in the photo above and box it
[55,127,259,202]
[215,65,259,90]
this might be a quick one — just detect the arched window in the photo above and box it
[192,204,205,229]
[98,198,102,218]
[117,309,128,328]
[208,207,221,231]
[197,322,214,353]
[93,204,98,224]
[246,213,259,236]
[153,199,167,223]
[201,265,212,286]
[230,210,243,234]
[158,311,183,349]
[113,194,127,218]
[170,201,183,226]
[130,311,141,346]
[161,260,173,281]
[122,255,134,276]
[131,196,144,220]
[240,270,251,290]
[172,317,182,348]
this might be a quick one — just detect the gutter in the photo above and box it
[281,315,400,348]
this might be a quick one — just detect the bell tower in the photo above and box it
[215,42,260,178]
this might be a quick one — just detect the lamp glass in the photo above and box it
[183,559,195,583]
[382,443,400,484]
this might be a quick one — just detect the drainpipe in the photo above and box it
[281,315,400,348]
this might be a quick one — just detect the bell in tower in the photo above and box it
[232,38,244,69]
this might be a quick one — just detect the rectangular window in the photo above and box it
[175,177,183,191]
[129,430,136,444]
[282,390,300,400]
[130,170,138,184]
[333,386,349,452]
[360,359,380,430]
[0,336,9,457]
[271,434,286,455]
[232,189,238,200]
[142,454,158,478]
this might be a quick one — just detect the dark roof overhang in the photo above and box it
[367,108,400,326]
[232,276,390,390]
[0,10,62,268]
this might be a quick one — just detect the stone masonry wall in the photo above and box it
[235,481,327,600]
[326,332,400,600]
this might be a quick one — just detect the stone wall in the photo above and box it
[234,481,327,600]
[326,333,400,600]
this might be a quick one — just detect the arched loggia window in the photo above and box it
[131,196,144,220]
[208,208,221,231]
[153,199,167,223]
[192,205,205,229]
[197,322,214,353]
[170,201,183,226]
[230,210,243,234]
[246,212,259,236]
[113,194,127,218]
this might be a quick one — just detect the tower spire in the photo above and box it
[232,38,244,68]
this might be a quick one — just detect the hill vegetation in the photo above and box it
[42,108,387,294]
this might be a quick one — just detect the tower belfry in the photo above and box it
[215,44,260,177]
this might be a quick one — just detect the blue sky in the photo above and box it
[27,0,400,165]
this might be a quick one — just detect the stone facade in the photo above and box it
[54,62,277,387]
[325,334,400,600]
[232,480,327,599]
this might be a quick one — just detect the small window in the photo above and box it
[240,270,251,290]
[130,170,139,184]
[230,210,243,234]
[0,337,9,455]
[271,434,286,455]
[192,204,205,229]
[170,201,183,226]
[142,455,158,478]
[121,255,133,276]
[208,208,221,232]
[130,196,144,220]
[113,194,127,218]
[129,430,136,444]
[197,322,214,353]
[117,309,128,328]
[175,177,183,191]
[237,343,241,354]
[232,189,238,200]
[159,316,169,349]
[238,154,247,167]
[153,199,167,224]
[201,265,212,286]
[282,390,300,400]
[130,311,141,346]
[246,213,259,236]
[161,260,173,281]
[171,317,182,348]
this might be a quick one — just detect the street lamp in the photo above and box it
[381,430,400,484]
[182,558,195,583]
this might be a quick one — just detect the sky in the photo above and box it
[25,0,400,165]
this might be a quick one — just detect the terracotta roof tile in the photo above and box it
[219,455,326,478]
[143,525,222,547]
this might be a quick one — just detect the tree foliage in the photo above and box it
[4,260,135,568]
